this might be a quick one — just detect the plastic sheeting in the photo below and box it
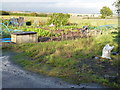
[101,44,114,59]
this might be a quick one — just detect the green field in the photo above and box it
[69,17,118,27]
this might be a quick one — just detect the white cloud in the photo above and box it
[55,2,102,8]
[2,0,116,13]
[2,0,68,2]
[46,1,115,10]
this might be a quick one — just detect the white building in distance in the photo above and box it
[69,13,117,18]
[69,13,101,17]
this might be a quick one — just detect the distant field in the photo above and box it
[1,15,118,27]
[69,17,118,27]
[1,16,48,22]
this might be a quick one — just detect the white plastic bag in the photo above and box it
[101,44,114,59]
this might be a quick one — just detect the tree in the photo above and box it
[113,0,120,78]
[48,13,70,28]
[113,0,120,14]
[100,6,113,18]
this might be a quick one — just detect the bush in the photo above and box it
[2,31,11,38]
[48,13,70,28]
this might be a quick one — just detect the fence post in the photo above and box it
[50,30,53,41]
[77,30,80,38]
[65,31,68,40]
[61,30,64,41]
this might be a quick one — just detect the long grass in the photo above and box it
[3,31,120,88]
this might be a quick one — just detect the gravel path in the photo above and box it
[1,50,108,88]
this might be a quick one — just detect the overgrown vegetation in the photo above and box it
[113,0,120,14]
[3,31,120,88]
[22,28,60,37]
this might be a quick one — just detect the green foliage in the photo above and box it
[22,28,59,37]
[100,6,113,19]
[48,13,70,28]
[113,0,120,14]
[2,31,11,38]
[1,23,12,38]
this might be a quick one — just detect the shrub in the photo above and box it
[48,13,70,28]
[2,31,11,38]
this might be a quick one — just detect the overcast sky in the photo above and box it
[1,0,117,14]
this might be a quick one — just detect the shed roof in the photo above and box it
[12,31,37,35]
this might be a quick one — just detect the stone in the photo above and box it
[95,57,99,59]
[101,44,114,59]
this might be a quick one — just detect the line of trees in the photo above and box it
[11,12,48,17]
[0,11,48,17]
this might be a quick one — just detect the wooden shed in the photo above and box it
[11,31,37,43]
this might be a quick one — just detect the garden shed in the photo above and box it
[11,31,37,43]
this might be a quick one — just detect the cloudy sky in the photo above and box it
[1,0,117,14]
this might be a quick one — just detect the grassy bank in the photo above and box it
[3,31,120,88]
